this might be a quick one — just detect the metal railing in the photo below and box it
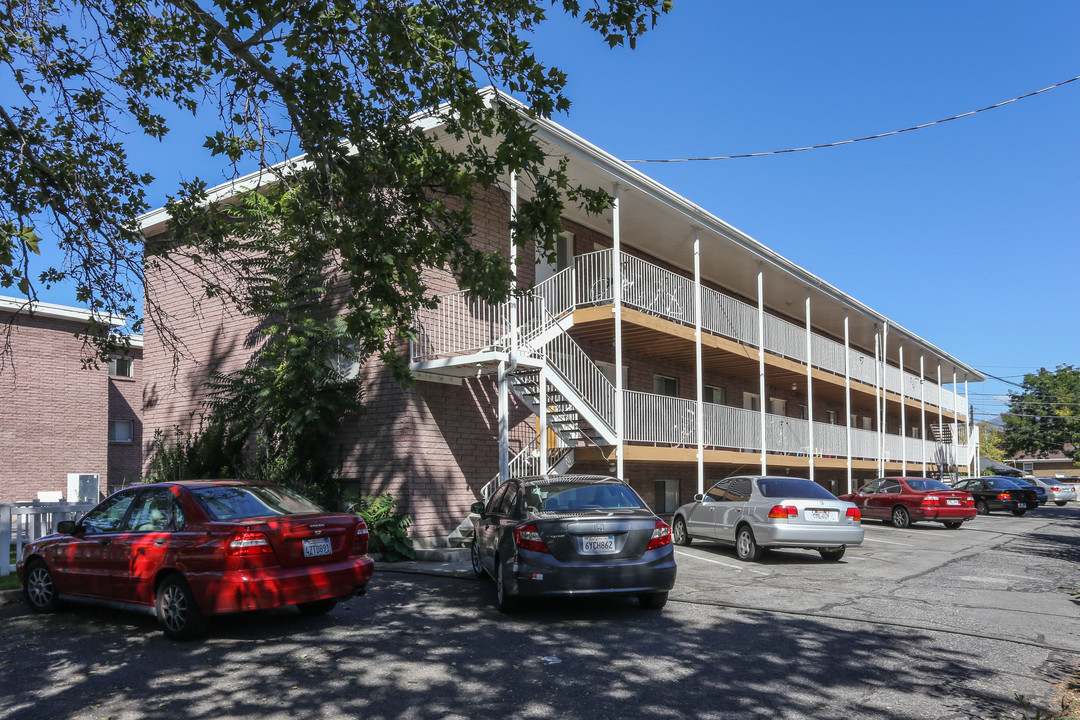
[2,500,95,576]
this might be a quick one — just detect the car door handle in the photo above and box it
[154,539,167,546]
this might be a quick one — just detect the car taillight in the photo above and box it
[965,496,975,506]
[768,505,798,519]
[646,520,672,551]
[513,524,550,553]
[226,531,274,556]
[846,507,861,522]
[921,495,940,506]
[1051,486,1061,492]
[354,520,369,555]
[997,493,1011,501]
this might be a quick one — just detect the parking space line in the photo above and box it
[860,536,915,546]
[675,550,770,574]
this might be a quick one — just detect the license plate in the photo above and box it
[946,499,960,506]
[1016,503,1027,509]
[581,535,616,554]
[805,509,837,522]
[302,537,332,558]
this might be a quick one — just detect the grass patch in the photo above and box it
[0,574,19,591]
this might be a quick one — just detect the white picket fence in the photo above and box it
[1,500,95,576]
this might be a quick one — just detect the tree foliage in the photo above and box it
[976,421,1007,466]
[1001,365,1080,465]
[2,0,673,366]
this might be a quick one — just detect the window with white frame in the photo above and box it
[705,385,725,405]
[108,356,134,378]
[798,404,808,420]
[653,374,678,397]
[826,410,838,425]
[911,426,920,439]
[109,420,134,443]
[653,479,679,514]
[769,397,787,416]
[743,392,760,412]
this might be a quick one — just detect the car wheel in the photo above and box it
[1056,501,1068,507]
[819,547,845,562]
[156,575,208,641]
[734,526,762,562]
[975,500,989,516]
[495,557,518,613]
[1011,509,1027,517]
[890,506,911,528]
[639,591,669,610]
[943,521,963,529]
[297,599,337,615]
[470,540,485,578]
[23,560,59,613]
[672,517,691,546]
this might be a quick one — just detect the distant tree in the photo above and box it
[1001,365,1080,466]
[976,421,1008,466]
[2,0,674,367]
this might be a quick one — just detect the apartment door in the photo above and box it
[535,232,574,284]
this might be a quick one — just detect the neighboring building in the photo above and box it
[138,94,984,542]
[0,296,142,502]
[1008,447,1079,479]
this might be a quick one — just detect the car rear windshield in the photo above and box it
[191,485,324,520]
[906,479,952,492]
[527,483,645,512]
[757,478,837,500]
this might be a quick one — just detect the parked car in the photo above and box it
[839,477,976,529]
[470,475,676,612]
[1009,476,1048,505]
[1027,477,1078,506]
[671,476,863,562]
[17,480,375,640]
[952,476,1039,516]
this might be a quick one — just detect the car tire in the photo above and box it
[1012,509,1027,517]
[23,560,60,613]
[495,557,518,613]
[943,521,963,529]
[1056,501,1068,507]
[890,506,911,528]
[672,517,692,546]
[470,539,485,578]
[975,500,989,516]
[297,599,337,615]
[819,547,845,562]
[734,526,762,562]
[639,591,668,610]
[156,575,208,641]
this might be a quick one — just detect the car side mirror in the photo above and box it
[693,493,705,503]
[56,520,76,534]
[470,502,485,515]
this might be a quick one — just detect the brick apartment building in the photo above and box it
[0,296,143,503]
[138,93,984,543]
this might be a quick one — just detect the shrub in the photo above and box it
[351,493,415,562]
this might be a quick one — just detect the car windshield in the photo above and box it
[757,478,837,500]
[906,479,952,492]
[191,485,324,520]
[526,482,645,512]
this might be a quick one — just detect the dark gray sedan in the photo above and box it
[672,476,864,562]
[470,475,677,612]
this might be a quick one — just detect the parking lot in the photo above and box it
[2,505,1078,719]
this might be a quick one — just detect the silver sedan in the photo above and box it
[1029,477,1078,506]
[672,476,864,562]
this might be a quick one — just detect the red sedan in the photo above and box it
[17,480,374,639]
[839,477,976,529]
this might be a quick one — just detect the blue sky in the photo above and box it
[28,1,1079,420]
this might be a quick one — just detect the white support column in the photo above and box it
[874,325,882,477]
[937,362,944,480]
[612,184,625,479]
[539,366,548,475]
[952,369,959,481]
[805,289,814,481]
[920,354,927,477]
[900,343,907,476]
[498,360,509,485]
[965,376,972,475]
[844,311,852,493]
[757,262,767,475]
[694,229,705,495]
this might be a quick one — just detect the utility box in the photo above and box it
[66,473,100,503]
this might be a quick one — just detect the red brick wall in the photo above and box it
[108,346,144,492]
[0,313,109,502]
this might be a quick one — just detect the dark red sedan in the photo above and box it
[839,477,976,529]
[17,480,374,639]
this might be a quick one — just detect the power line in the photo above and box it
[624,73,1080,163]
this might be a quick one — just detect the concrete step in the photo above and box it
[412,546,471,563]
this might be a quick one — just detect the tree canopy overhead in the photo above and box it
[1,0,673,364]
[1002,364,1080,466]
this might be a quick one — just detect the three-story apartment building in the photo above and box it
[140,94,982,542]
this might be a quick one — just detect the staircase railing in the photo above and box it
[479,432,575,501]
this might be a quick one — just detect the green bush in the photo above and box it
[351,493,415,562]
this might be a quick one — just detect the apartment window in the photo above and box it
[768,397,787,416]
[1023,462,1033,474]
[653,479,679,514]
[862,416,873,431]
[704,385,725,405]
[798,404,808,420]
[108,356,134,378]
[109,420,134,443]
[743,392,760,412]
[826,410,838,425]
[597,361,628,387]
[910,426,920,439]
[653,374,678,397]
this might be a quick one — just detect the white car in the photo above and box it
[1029,477,1078,506]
